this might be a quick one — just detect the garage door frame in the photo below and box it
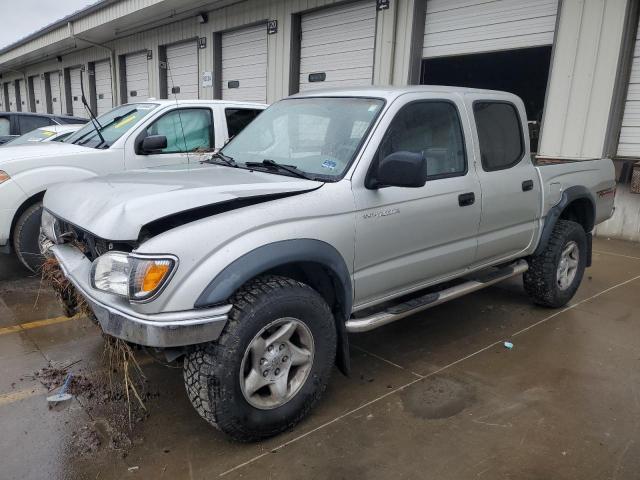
[289,0,379,94]
[606,0,640,159]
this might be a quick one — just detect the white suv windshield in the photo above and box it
[66,103,158,149]
[221,97,384,180]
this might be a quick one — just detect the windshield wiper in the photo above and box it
[204,151,237,167]
[245,159,313,180]
[79,71,106,148]
[74,108,138,147]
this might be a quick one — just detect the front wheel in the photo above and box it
[183,276,337,442]
[524,219,587,308]
[12,201,45,273]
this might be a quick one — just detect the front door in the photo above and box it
[352,96,481,309]
[465,96,541,265]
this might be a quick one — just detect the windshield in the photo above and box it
[65,103,158,149]
[221,97,384,180]
[6,128,62,145]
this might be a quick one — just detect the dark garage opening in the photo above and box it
[421,46,552,153]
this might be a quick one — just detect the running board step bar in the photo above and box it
[345,260,529,333]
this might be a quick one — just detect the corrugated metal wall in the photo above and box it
[0,0,419,112]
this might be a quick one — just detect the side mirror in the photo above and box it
[370,151,428,188]
[140,135,167,154]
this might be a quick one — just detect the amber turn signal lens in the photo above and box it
[0,170,10,184]
[141,262,170,292]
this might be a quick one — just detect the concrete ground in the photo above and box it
[1,237,640,480]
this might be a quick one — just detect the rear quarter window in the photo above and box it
[473,101,524,171]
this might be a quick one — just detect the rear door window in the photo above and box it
[473,102,524,171]
[18,115,54,134]
[224,108,262,138]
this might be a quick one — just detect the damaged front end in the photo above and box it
[39,210,232,349]
[40,209,135,320]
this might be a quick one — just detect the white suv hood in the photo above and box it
[44,163,322,240]
[0,142,97,173]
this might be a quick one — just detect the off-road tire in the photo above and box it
[524,219,587,308]
[183,275,337,442]
[12,201,45,273]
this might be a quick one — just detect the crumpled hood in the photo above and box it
[0,142,96,173]
[44,163,323,240]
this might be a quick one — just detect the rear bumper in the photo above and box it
[52,243,232,348]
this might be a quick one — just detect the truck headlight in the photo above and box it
[90,252,176,301]
[91,252,130,297]
[41,209,61,243]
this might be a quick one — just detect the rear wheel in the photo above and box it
[524,219,587,307]
[183,275,336,441]
[12,202,45,273]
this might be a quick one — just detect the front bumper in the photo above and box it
[52,243,232,348]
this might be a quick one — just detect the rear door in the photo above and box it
[352,93,481,307]
[466,94,541,266]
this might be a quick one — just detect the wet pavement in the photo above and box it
[1,237,640,479]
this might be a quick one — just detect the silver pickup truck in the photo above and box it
[42,86,616,441]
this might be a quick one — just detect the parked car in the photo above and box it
[0,112,86,145]
[0,100,266,270]
[3,124,83,146]
[42,86,615,441]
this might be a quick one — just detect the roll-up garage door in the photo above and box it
[165,40,199,100]
[617,22,640,157]
[423,0,558,58]
[69,67,85,117]
[7,82,17,111]
[94,60,113,115]
[221,24,268,103]
[299,0,376,92]
[31,75,45,113]
[125,52,149,103]
[17,79,27,111]
[48,71,63,115]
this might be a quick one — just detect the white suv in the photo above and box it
[0,100,265,270]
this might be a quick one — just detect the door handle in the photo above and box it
[522,180,534,191]
[458,192,475,207]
